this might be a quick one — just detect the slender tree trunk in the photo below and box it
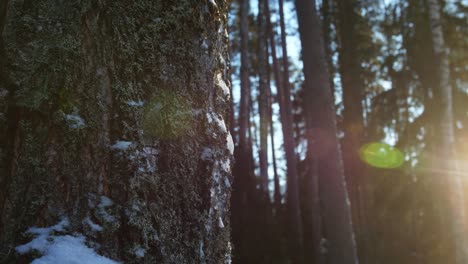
[277,0,304,260]
[257,0,269,194]
[0,0,12,240]
[238,0,250,149]
[321,0,336,95]
[269,87,281,213]
[227,2,236,139]
[230,0,256,262]
[295,0,359,263]
[0,1,232,263]
[427,0,468,263]
[335,0,369,263]
[265,0,283,218]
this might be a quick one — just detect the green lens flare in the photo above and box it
[359,142,405,169]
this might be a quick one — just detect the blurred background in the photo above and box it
[227,0,468,263]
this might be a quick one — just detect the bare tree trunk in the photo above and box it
[257,0,269,194]
[277,0,304,260]
[265,1,283,216]
[238,0,250,149]
[427,0,468,263]
[269,88,281,213]
[321,0,336,95]
[335,0,369,263]
[0,1,232,263]
[230,0,256,262]
[295,0,359,263]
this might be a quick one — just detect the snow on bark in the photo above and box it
[65,114,86,129]
[83,217,103,232]
[110,141,133,151]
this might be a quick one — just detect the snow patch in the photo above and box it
[100,196,113,207]
[65,114,85,129]
[140,147,158,173]
[224,177,230,188]
[16,219,69,254]
[28,235,118,264]
[226,132,234,155]
[201,39,209,50]
[111,141,133,150]
[207,112,227,133]
[199,240,206,263]
[16,219,119,264]
[126,101,144,107]
[126,145,158,176]
[225,242,232,264]
[218,217,224,228]
[201,148,213,161]
[0,89,8,98]
[134,247,146,258]
[208,0,217,7]
[207,159,229,233]
[215,73,230,98]
[83,217,103,232]
[220,158,230,172]
[98,196,116,223]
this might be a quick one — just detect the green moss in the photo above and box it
[56,87,75,113]
[142,90,192,140]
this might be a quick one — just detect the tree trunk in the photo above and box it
[335,0,369,262]
[238,0,250,149]
[257,0,269,194]
[295,0,359,263]
[321,0,336,95]
[277,0,304,260]
[265,0,283,223]
[230,0,257,262]
[0,1,232,263]
[269,85,281,213]
[427,0,468,263]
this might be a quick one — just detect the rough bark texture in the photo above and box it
[295,0,359,263]
[427,0,468,263]
[0,1,232,263]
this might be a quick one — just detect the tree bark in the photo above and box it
[0,1,232,263]
[295,0,359,263]
[427,0,468,263]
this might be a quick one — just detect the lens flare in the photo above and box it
[359,142,405,169]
